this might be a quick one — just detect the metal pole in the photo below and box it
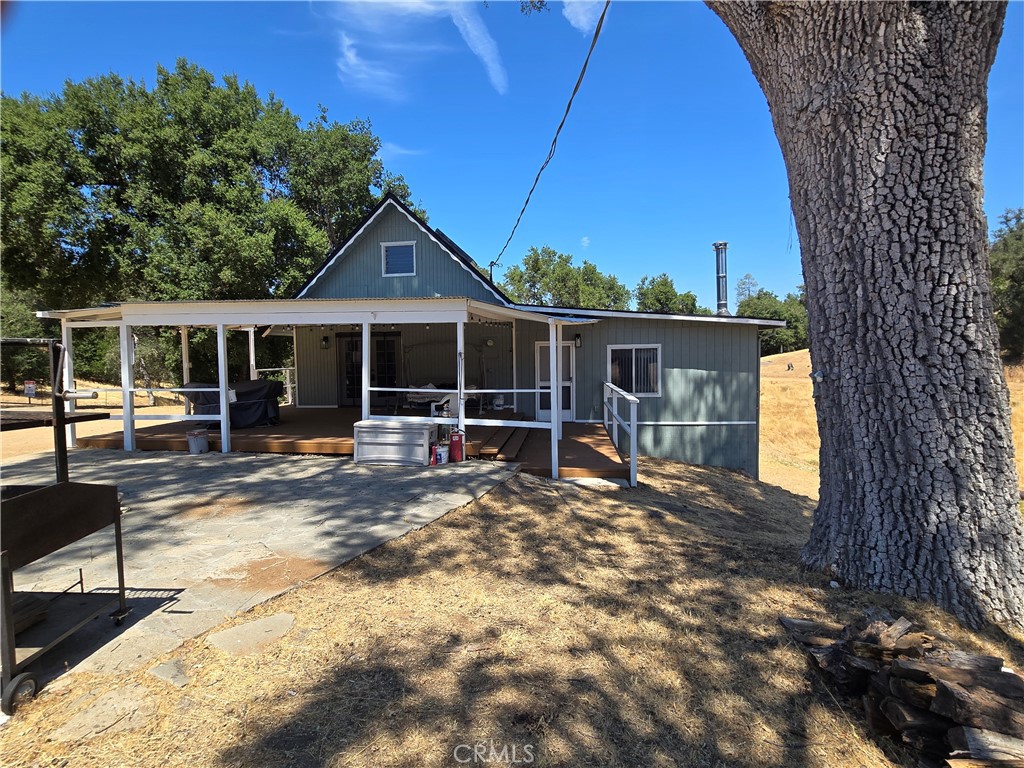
[247,327,257,380]
[216,324,231,452]
[61,321,77,448]
[50,341,69,483]
[456,319,466,434]
[119,323,136,451]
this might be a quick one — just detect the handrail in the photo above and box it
[602,382,639,487]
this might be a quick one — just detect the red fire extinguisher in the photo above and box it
[449,430,464,462]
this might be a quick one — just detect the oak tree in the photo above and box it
[709,1,1023,628]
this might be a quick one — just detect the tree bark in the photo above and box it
[708,1,1024,628]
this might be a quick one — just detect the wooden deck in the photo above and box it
[75,406,628,481]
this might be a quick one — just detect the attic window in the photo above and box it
[382,242,415,276]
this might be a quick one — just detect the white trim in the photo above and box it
[296,198,510,305]
[607,343,662,398]
[381,240,416,277]
[62,321,78,447]
[216,324,231,453]
[513,303,787,327]
[119,323,135,451]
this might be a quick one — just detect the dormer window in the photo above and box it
[382,242,415,276]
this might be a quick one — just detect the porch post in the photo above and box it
[180,326,191,414]
[61,320,77,448]
[119,323,136,451]
[555,321,564,440]
[361,321,370,421]
[247,327,257,380]
[216,324,231,453]
[456,319,466,434]
[548,318,559,480]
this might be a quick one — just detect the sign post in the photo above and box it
[24,380,36,405]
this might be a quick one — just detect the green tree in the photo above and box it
[501,246,630,309]
[634,273,701,314]
[0,280,51,391]
[737,286,809,355]
[990,208,1024,360]
[735,273,758,304]
[1,59,419,381]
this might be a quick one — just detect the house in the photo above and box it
[41,194,784,484]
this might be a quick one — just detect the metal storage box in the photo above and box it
[353,420,438,466]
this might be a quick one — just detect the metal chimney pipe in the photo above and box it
[713,241,730,315]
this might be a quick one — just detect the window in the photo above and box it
[382,242,415,276]
[608,345,661,396]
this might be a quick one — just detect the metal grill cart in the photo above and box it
[0,339,130,715]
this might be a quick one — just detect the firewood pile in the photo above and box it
[780,615,1024,768]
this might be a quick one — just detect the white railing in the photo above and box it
[603,382,639,487]
[256,367,295,405]
[367,387,550,431]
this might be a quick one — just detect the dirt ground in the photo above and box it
[2,460,1023,768]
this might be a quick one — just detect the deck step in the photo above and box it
[479,427,515,458]
[466,425,499,457]
[496,427,530,461]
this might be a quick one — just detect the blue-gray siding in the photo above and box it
[302,205,501,303]
[513,318,761,476]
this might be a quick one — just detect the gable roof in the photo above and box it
[294,193,513,305]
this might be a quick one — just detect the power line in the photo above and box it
[489,0,612,281]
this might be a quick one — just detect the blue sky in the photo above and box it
[2,1,1022,311]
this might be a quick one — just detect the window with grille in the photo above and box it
[382,242,415,276]
[608,345,661,397]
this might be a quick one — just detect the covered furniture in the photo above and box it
[184,379,284,429]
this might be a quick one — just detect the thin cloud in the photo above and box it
[336,32,404,101]
[581,235,591,248]
[449,3,507,95]
[379,141,425,161]
[562,0,605,35]
[331,1,508,98]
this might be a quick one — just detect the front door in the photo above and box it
[337,332,401,407]
[536,342,574,421]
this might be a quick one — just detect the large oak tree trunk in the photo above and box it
[708,1,1024,629]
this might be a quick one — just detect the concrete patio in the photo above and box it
[1,449,516,680]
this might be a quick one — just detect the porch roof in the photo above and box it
[38,297,590,329]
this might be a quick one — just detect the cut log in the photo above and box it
[891,660,1024,699]
[864,693,900,736]
[948,727,1024,761]
[901,727,950,757]
[870,668,892,697]
[930,681,1024,739]
[881,696,954,732]
[878,616,915,648]
[852,640,896,663]
[894,632,943,657]
[890,676,938,710]
[943,760,1024,767]
[926,650,1005,672]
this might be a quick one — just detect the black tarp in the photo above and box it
[183,379,284,429]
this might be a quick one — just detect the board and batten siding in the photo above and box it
[514,318,761,476]
[295,322,514,407]
[302,205,500,304]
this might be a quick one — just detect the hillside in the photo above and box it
[759,349,1024,497]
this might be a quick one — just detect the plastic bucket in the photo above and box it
[434,444,449,465]
[186,429,209,455]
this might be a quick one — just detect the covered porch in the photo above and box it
[42,298,638,486]
[73,406,630,481]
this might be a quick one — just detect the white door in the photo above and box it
[536,342,574,421]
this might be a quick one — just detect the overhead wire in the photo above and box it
[489,0,612,280]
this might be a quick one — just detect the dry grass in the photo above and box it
[3,463,1022,768]
[760,350,1024,497]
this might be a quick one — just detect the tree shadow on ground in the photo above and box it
[215,458,1022,768]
